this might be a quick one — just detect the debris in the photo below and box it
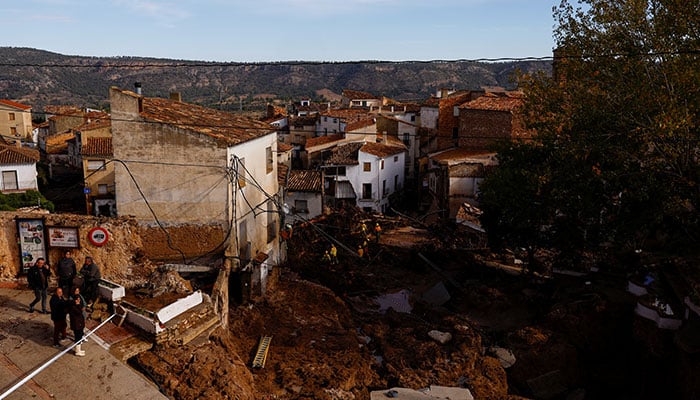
[376,289,412,313]
[421,281,451,306]
[428,330,452,345]
[488,346,516,368]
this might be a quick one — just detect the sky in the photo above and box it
[3,0,559,62]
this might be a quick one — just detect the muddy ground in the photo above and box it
[132,211,691,399]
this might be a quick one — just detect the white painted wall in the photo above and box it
[286,191,323,224]
[0,163,38,192]
[421,106,439,129]
[227,134,281,266]
[317,116,346,135]
[353,149,405,213]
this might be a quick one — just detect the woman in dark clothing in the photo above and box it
[68,297,86,356]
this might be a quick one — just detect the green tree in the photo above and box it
[480,0,700,258]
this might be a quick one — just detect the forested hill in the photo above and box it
[0,47,551,112]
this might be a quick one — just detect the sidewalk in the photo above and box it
[0,285,168,400]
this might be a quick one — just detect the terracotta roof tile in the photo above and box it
[45,132,75,154]
[360,142,406,158]
[0,99,31,111]
[460,92,524,112]
[326,142,364,165]
[43,105,80,115]
[139,97,274,146]
[287,169,322,192]
[342,89,379,100]
[277,142,293,152]
[77,111,111,132]
[346,118,376,132]
[306,133,343,149]
[321,108,373,122]
[82,137,113,157]
[0,144,39,164]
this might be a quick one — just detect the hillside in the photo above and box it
[0,47,551,112]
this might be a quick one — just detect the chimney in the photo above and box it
[170,92,182,102]
[134,82,142,95]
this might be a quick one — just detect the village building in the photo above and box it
[109,86,281,294]
[284,169,324,223]
[0,99,33,145]
[0,143,40,193]
[457,91,527,151]
[323,139,406,213]
[341,89,382,109]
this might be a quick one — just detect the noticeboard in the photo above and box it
[16,217,48,273]
[47,226,80,248]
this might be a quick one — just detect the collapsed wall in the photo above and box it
[0,211,225,284]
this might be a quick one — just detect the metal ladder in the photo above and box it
[252,336,272,368]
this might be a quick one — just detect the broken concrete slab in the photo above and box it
[421,281,451,306]
[376,289,412,313]
[369,386,473,399]
[428,330,452,345]
[488,346,516,368]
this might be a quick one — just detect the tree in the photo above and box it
[479,0,700,259]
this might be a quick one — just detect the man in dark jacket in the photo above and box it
[57,250,76,294]
[80,256,101,306]
[28,258,51,313]
[50,287,68,347]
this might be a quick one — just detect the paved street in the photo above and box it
[0,285,168,400]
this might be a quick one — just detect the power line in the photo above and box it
[0,49,698,69]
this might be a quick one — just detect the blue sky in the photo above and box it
[3,0,558,62]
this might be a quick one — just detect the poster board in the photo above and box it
[16,218,48,274]
[47,226,80,248]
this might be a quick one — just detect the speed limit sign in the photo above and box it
[88,227,109,247]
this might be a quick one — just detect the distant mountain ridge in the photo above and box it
[0,47,551,112]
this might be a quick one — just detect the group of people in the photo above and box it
[320,221,383,263]
[26,251,101,357]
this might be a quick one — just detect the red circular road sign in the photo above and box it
[87,227,109,247]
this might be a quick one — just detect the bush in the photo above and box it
[0,190,55,212]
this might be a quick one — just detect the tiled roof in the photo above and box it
[0,99,31,111]
[422,96,440,107]
[342,89,378,100]
[326,142,364,165]
[321,108,373,122]
[48,108,84,121]
[43,105,80,116]
[346,118,376,132]
[277,163,289,187]
[287,170,322,192]
[82,137,113,157]
[360,142,406,158]
[45,132,75,154]
[379,115,420,128]
[277,142,293,152]
[77,111,111,132]
[306,133,343,149]
[291,115,318,126]
[460,92,524,112]
[139,96,274,146]
[0,144,39,164]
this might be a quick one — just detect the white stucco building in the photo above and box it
[0,144,40,193]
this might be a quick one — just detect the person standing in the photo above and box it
[374,222,382,243]
[50,287,68,348]
[57,250,76,294]
[28,258,51,314]
[329,244,338,265]
[68,296,86,356]
[80,256,101,307]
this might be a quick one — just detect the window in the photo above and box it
[382,179,387,197]
[403,132,410,147]
[333,118,337,123]
[452,127,458,139]
[362,183,372,199]
[10,127,17,136]
[98,184,108,194]
[237,158,246,188]
[325,166,346,176]
[411,115,416,122]
[324,117,328,122]
[394,175,399,191]
[394,156,399,162]
[363,162,371,172]
[294,200,308,213]
[266,146,273,174]
[87,160,105,171]
[8,113,15,121]
[2,171,17,190]
[380,160,385,170]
